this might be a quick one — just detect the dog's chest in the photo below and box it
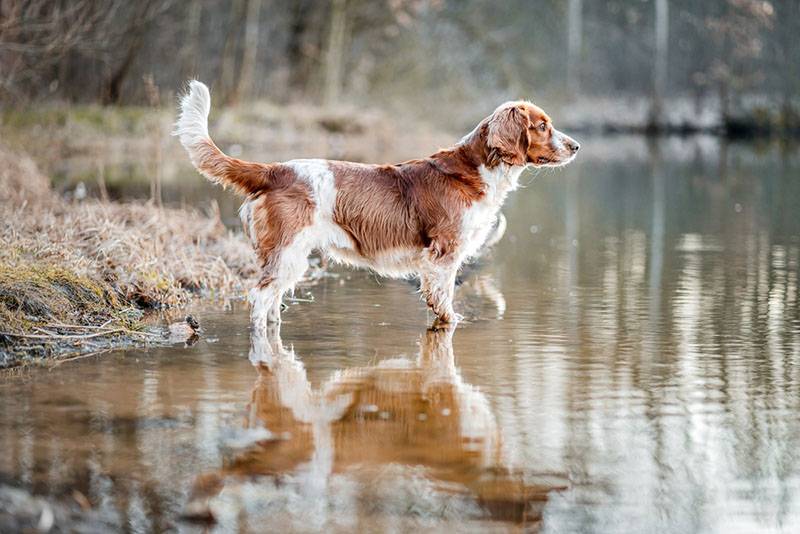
[458,164,523,257]
[459,191,504,257]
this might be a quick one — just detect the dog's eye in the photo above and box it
[538,122,548,132]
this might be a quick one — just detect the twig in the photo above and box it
[48,348,114,369]
[0,328,160,340]
[45,319,114,330]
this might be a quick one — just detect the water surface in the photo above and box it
[2,136,799,533]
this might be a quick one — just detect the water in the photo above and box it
[2,136,800,533]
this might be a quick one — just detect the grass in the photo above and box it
[0,141,258,367]
[0,263,148,367]
[0,104,162,135]
[0,263,125,333]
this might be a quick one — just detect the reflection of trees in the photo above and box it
[489,139,800,531]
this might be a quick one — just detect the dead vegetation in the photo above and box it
[0,142,258,367]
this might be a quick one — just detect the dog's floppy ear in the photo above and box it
[486,105,529,167]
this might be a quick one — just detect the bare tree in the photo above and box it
[649,0,669,127]
[705,0,773,120]
[219,0,246,103]
[322,0,348,106]
[235,0,264,102]
[0,0,171,103]
[566,0,582,97]
[0,0,106,98]
[180,0,203,79]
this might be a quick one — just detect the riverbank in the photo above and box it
[0,98,453,368]
[0,143,258,368]
[557,95,800,138]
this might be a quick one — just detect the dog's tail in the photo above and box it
[173,80,271,196]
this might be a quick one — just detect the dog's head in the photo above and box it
[485,101,579,168]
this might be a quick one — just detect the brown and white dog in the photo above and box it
[175,81,579,328]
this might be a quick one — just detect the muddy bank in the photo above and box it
[0,143,257,368]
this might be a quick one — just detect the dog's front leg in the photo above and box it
[420,265,460,325]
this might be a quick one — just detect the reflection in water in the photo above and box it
[1,137,800,533]
[184,325,566,531]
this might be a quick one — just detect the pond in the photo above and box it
[2,136,800,532]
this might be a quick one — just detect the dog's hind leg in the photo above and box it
[250,238,312,330]
[249,278,280,330]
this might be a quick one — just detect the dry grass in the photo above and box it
[0,143,258,366]
[0,143,258,308]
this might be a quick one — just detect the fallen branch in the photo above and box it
[47,348,114,369]
[45,319,114,330]
[0,328,159,340]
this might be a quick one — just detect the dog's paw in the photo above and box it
[432,311,462,329]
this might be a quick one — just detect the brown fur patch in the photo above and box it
[487,105,530,167]
[330,144,485,261]
[247,172,315,281]
[195,139,282,196]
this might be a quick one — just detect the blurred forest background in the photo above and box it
[1,0,798,134]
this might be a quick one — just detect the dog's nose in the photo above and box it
[567,140,580,153]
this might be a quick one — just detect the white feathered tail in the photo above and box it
[173,80,272,196]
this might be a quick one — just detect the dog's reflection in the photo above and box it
[185,326,564,529]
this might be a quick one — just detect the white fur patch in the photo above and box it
[239,198,257,245]
[287,160,353,250]
[173,80,211,150]
[459,163,526,260]
[327,246,420,278]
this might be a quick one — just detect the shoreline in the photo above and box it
[0,142,258,369]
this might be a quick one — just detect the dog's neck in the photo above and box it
[478,162,525,201]
[434,124,527,200]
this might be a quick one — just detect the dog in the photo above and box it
[174,81,579,327]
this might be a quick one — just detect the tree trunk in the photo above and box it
[649,0,669,129]
[219,0,246,103]
[102,37,143,105]
[566,0,582,97]
[181,0,203,78]
[235,0,263,102]
[322,0,347,106]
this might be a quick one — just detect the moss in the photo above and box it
[0,262,152,368]
[0,263,139,336]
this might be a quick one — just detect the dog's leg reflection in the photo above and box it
[248,321,284,366]
[419,322,458,383]
[466,274,507,319]
[248,322,349,428]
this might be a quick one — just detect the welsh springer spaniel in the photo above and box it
[175,81,579,328]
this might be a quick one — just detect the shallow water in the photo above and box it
[2,136,800,533]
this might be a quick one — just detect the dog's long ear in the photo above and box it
[486,105,529,167]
